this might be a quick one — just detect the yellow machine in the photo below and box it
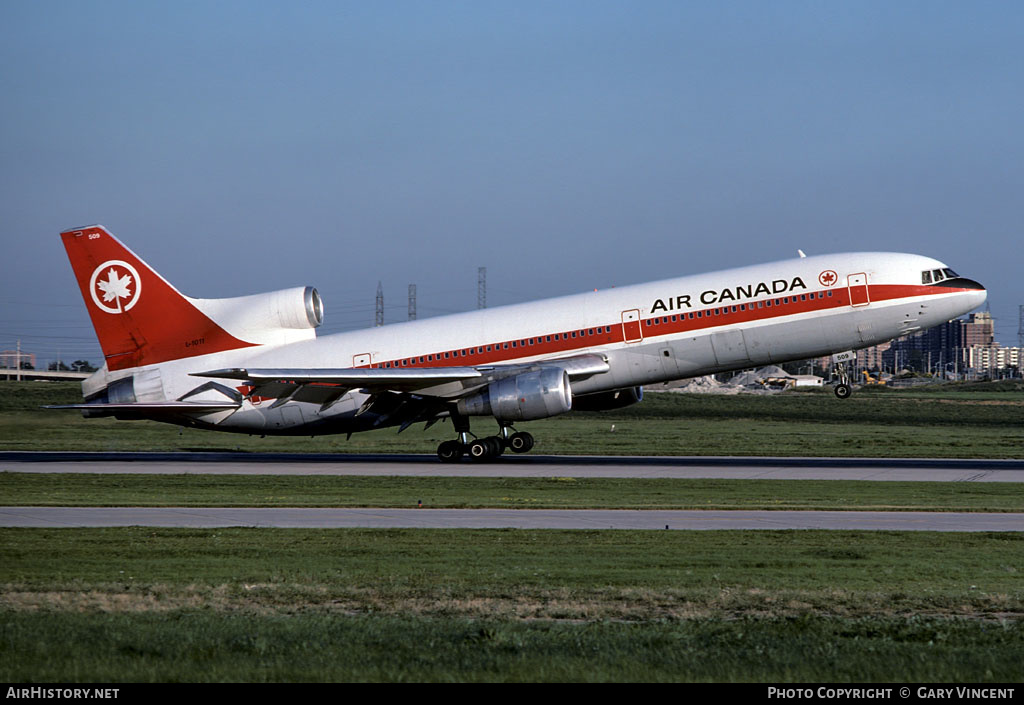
[861,370,886,385]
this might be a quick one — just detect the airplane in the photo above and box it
[52,225,986,461]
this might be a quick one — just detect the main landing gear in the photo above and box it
[436,417,535,462]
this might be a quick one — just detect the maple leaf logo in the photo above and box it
[89,260,142,314]
[97,268,133,309]
[819,270,838,287]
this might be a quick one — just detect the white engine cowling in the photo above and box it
[457,368,572,421]
[192,286,324,345]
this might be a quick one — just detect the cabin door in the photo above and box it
[847,273,870,307]
[621,309,643,343]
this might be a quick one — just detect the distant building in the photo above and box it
[856,340,891,371]
[879,312,1019,378]
[0,350,36,370]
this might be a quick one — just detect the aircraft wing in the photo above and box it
[192,353,610,409]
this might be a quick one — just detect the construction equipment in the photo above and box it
[861,370,886,386]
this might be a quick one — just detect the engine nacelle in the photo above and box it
[457,368,572,421]
[193,286,324,345]
[571,386,643,412]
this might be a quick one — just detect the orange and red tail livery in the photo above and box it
[60,225,255,371]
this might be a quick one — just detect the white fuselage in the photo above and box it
[86,251,986,435]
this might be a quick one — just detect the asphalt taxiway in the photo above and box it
[2,506,1022,531]
[3,452,1023,531]
[4,451,1024,481]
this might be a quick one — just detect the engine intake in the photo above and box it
[457,368,572,421]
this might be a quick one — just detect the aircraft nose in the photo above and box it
[952,277,987,309]
[945,277,985,291]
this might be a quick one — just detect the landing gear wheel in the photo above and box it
[468,439,493,461]
[508,431,535,453]
[437,440,464,462]
[485,436,504,457]
[834,383,852,400]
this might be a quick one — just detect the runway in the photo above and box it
[4,452,1022,531]
[3,506,1023,531]
[4,451,1024,481]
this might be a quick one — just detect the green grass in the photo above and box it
[2,528,1023,681]
[4,529,1022,618]
[3,612,1021,682]
[4,380,1024,457]
[3,473,1024,512]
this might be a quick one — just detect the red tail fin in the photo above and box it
[61,225,256,371]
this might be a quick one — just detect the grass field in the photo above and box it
[2,380,1023,681]
[3,528,1023,681]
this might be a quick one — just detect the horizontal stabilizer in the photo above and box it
[45,401,241,418]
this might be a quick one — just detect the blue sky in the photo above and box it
[2,2,1022,365]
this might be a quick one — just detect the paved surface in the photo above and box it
[4,452,1024,481]
[2,506,1023,531]
[4,452,1022,531]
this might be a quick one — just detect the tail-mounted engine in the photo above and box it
[456,368,572,421]
[193,286,324,345]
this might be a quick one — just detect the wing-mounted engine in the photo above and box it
[190,286,324,345]
[456,368,572,421]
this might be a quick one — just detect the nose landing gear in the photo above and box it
[833,361,853,399]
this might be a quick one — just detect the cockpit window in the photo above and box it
[923,267,961,284]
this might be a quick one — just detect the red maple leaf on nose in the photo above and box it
[820,271,836,286]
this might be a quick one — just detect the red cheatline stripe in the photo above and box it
[369,282,967,370]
